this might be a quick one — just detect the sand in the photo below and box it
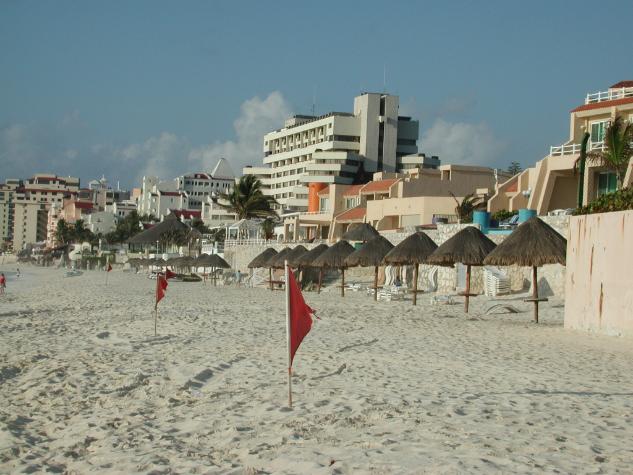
[1,265,632,474]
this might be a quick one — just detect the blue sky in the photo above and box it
[1,0,632,187]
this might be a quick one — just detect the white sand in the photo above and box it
[1,265,632,474]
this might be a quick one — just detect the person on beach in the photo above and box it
[16,268,20,278]
[235,269,242,286]
[0,273,6,295]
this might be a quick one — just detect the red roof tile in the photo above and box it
[74,201,94,210]
[610,81,633,89]
[317,186,330,196]
[571,97,633,113]
[160,191,184,197]
[170,209,201,219]
[342,184,365,196]
[335,206,366,222]
[361,179,399,193]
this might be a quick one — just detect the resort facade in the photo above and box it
[243,93,439,213]
[489,81,633,215]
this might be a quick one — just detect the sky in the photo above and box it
[1,0,632,188]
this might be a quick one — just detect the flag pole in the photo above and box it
[105,256,109,285]
[285,259,292,408]
[154,272,159,337]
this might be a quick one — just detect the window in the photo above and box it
[597,172,617,197]
[590,120,609,146]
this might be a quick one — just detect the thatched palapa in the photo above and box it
[484,217,567,323]
[286,245,308,268]
[267,247,292,269]
[427,226,496,313]
[342,223,379,242]
[345,235,394,301]
[312,240,355,296]
[383,232,438,305]
[248,248,277,269]
[295,244,328,267]
[128,213,200,246]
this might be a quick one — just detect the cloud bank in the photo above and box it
[0,92,292,187]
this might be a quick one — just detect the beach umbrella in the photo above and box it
[312,240,355,296]
[267,247,292,269]
[342,222,379,242]
[205,253,230,286]
[286,245,308,268]
[248,247,278,291]
[166,256,180,267]
[345,235,394,301]
[295,244,329,268]
[483,217,566,323]
[383,232,438,305]
[427,226,496,313]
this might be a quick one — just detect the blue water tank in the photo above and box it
[472,210,491,231]
[518,208,537,223]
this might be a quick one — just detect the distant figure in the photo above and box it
[394,274,402,287]
[235,269,242,286]
[0,273,5,295]
[16,268,20,279]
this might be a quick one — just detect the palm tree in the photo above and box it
[588,116,633,189]
[217,175,277,219]
[450,192,477,224]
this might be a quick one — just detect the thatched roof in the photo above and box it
[311,240,355,268]
[128,214,200,244]
[204,253,230,269]
[342,223,379,241]
[286,245,309,267]
[295,244,329,267]
[196,254,217,267]
[247,248,278,269]
[383,232,438,265]
[426,226,496,267]
[345,235,394,267]
[266,247,292,269]
[483,217,567,267]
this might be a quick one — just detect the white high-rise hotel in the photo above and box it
[244,92,438,212]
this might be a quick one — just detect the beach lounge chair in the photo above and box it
[483,266,511,297]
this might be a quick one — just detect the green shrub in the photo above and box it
[573,186,633,215]
[491,209,516,221]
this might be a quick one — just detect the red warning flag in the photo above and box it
[156,274,169,305]
[107,263,112,272]
[287,267,314,366]
[165,269,177,280]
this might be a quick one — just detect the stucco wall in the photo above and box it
[564,210,633,336]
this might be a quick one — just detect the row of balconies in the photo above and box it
[585,87,633,105]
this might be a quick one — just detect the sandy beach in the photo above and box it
[1,265,632,474]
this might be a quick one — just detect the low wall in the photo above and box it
[564,210,633,336]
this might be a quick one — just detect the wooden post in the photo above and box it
[341,268,345,297]
[464,264,471,313]
[154,274,159,337]
[269,268,273,291]
[532,266,539,323]
[374,266,378,301]
[212,267,217,286]
[284,260,292,408]
[317,268,323,294]
[413,263,419,306]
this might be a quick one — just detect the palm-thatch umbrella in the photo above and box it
[312,240,355,296]
[483,217,566,323]
[342,222,379,242]
[427,226,496,313]
[295,244,328,268]
[344,235,394,301]
[286,245,308,268]
[166,256,180,268]
[248,247,278,291]
[204,253,230,286]
[265,247,292,290]
[383,232,438,305]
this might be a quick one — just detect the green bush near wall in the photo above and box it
[573,186,633,215]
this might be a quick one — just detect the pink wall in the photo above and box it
[564,210,633,336]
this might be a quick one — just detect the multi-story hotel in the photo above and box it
[137,158,235,219]
[489,81,633,214]
[0,178,22,249]
[244,93,438,213]
[12,174,80,250]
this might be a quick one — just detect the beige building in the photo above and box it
[489,81,633,215]
[12,174,80,250]
[0,179,21,249]
[283,164,507,241]
[244,93,439,213]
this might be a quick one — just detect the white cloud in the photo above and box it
[0,91,292,186]
[420,119,506,167]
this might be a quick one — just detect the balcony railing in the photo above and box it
[585,88,633,104]
[550,142,606,156]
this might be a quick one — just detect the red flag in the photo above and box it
[156,275,168,305]
[288,268,314,366]
[107,263,112,272]
[165,269,177,280]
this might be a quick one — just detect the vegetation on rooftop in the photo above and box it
[573,186,633,215]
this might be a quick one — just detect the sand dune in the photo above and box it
[1,266,632,473]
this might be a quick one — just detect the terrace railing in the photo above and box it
[585,88,633,104]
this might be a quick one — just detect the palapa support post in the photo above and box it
[532,266,539,323]
[373,266,378,302]
[413,263,419,306]
[269,268,273,291]
[212,267,217,287]
[317,269,323,294]
[105,256,110,285]
[464,264,471,313]
[341,268,345,297]
[284,260,292,408]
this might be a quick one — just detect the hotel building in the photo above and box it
[489,81,633,214]
[244,93,438,213]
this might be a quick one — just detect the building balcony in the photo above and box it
[549,141,606,156]
[585,87,633,105]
